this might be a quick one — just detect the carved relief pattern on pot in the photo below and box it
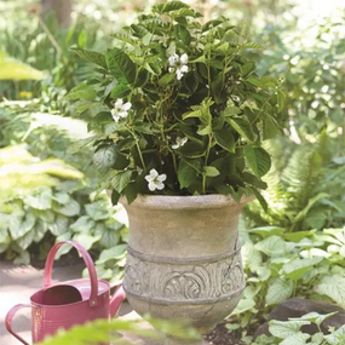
[123,247,245,303]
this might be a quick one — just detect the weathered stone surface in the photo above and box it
[255,298,345,337]
[121,195,248,335]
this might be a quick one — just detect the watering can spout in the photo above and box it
[110,286,126,317]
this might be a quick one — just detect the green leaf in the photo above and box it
[24,189,52,210]
[0,54,44,80]
[228,117,256,142]
[154,1,190,13]
[324,325,345,345]
[269,320,310,339]
[282,257,323,281]
[66,84,96,101]
[266,278,294,306]
[204,166,220,177]
[97,244,127,264]
[214,127,235,153]
[232,297,256,315]
[72,233,101,250]
[247,76,276,88]
[70,216,95,233]
[255,236,289,257]
[112,170,133,194]
[85,201,111,221]
[279,332,310,345]
[314,275,345,308]
[244,146,271,177]
[106,48,137,85]
[178,160,199,189]
[56,200,81,217]
[48,216,69,236]
[71,48,107,68]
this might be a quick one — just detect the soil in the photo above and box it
[205,323,245,345]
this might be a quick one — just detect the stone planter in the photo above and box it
[121,195,247,343]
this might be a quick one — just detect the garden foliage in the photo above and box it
[68,1,285,205]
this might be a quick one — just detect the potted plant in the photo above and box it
[68,1,285,343]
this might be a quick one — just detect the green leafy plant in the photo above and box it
[229,222,345,333]
[68,1,285,205]
[252,312,345,345]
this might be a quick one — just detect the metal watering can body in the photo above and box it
[5,241,126,344]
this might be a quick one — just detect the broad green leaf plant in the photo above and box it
[68,1,285,205]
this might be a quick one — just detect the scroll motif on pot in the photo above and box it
[123,247,245,303]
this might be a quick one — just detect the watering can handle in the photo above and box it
[44,240,99,307]
[5,304,31,345]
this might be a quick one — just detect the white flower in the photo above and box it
[168,53,179,66]
[111,99,132,122]
[168,52,189,80]
[172,136,188,149]
[176,65,189,80]
[145,169,167,192]
[180,53,188,64]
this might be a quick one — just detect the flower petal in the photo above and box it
[148,181,156,191]
[180,65,189,73]
[149,169,158,178]
[115,99,123,108]
[158,174,167,182]
[155,182,165,190]
[123,102,132,111]
[180,53,188,64]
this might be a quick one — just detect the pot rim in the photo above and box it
[120,194,252,209]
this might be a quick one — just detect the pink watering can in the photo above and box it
[5,241,126,344]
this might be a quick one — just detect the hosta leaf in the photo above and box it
[314,275,345,308]
[24,189,52,210]
[244,146,271,177]
[56,200,81,217]
[154,1,190,13]
[266,278,294,306]
[48,215,69,236]
[70,216,95,233]
[0,54,44,80]
[85,201,111,221]
[72,233,101,250]
[97,244,127,264]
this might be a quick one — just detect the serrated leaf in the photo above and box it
[228,117,256,142]
[244,146,271,177]
[106,48,137,85]
[214,127,235,152]
[71,48,106,68]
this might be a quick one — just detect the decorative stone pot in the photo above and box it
[121,195,247,344]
